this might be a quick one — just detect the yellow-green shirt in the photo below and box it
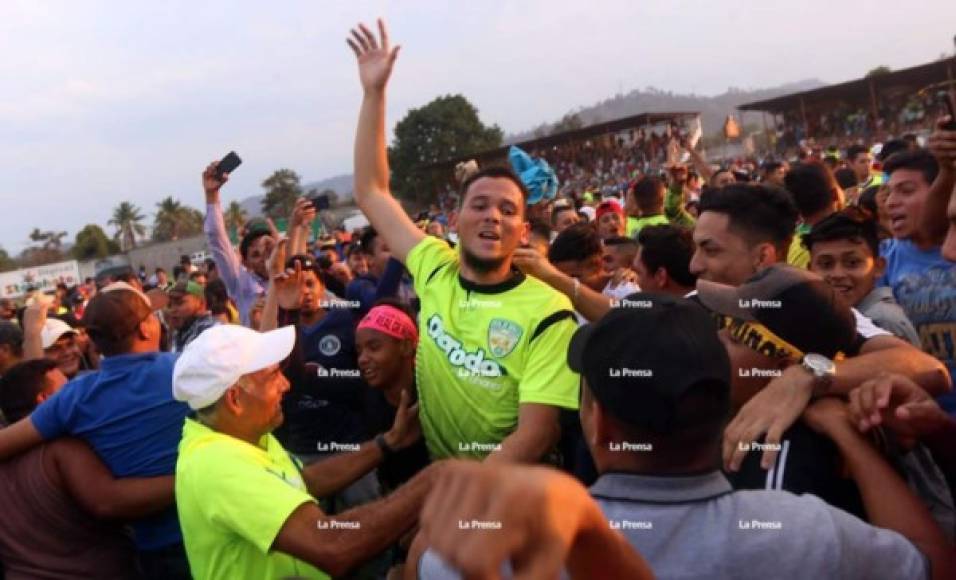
[406,236,579,460]
[787,223,813,269]
[627,214,670,238]
[175,418,329,580]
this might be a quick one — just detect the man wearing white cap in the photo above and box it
[173,324,440,580]
[20,301,84,379]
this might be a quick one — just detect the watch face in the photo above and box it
[804,353,835,374]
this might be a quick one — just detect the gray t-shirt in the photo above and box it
[419,471,928,580]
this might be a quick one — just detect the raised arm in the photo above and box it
[202,162,243,297]
[51,437,175,519]
[512,247,614,322]
[925,118,956,244]
[349,19,425,263]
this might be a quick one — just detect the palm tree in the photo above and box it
[153,196,203,242]
[224,201,247,237]
[109,202,146,251]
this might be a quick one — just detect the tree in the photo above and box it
[109,201,146,251]
[71,224,118,261]
[152,196,203,242]
[19,228,67,267]
[389,94,503,202]
[865,65,891,77]
[0,247,16,273]
[261,169,303,220]
[224,201,248,236]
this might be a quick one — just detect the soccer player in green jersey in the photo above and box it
[347,19,579,464]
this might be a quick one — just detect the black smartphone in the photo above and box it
[940,92,956,130]
[308,192,331,211]
[216,151,242,179]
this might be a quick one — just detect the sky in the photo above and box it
[1,0,954,254]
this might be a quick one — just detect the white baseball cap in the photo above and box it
[172,325,295,410]
[41,318,76,349]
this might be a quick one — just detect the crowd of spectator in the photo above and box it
[1,17,956,580]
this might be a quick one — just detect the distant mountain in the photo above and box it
[237,173,354,218]
[505,79,826,142]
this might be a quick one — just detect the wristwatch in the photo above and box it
[375,433,396,458]
[801,353,836,397]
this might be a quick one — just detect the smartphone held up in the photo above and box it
[216,151,242,179]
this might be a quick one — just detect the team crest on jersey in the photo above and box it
[488,319,523,358]
[319,335,341,356]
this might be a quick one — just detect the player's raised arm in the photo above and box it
[348,18,425,263]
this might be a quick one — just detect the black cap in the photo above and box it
[568,293,731,433]
[0,321,23,349]
[696,264,857,359]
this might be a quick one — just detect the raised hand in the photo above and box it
[202,161,228,204]
[267,238,306,310]
[383,389,421,451]
[847,374,951,444]
[290,197,316,228]
[347,19,400,94]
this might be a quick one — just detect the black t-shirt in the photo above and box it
[364,387,430,492]
[725,420,866,520]
[276,307,372,454]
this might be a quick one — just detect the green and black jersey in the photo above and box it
[406,236,580,460]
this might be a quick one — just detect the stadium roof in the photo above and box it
[738,58,955,113]
[421,111,699,171]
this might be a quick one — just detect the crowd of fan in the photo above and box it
[1,18,956,580]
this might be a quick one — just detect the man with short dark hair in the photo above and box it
[761,160,788,187]
[0,298,16,323]
[847,144,877,189]
[0,282,191,578]
[880,149,956,412]
[551,203,580,235]
[805,209,920,346]
[0,321,23,379]
[549,224,639,306]
[349,20,578,463]
[633,224,696,296]
[784,162,845,268]
[626,176,669,237]
[602,236,638,272]
[166,279,219,353]
[203,163,275,327]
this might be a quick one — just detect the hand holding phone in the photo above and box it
[307,192,331,211]
[216,151,242,179]
[939,92,956,131]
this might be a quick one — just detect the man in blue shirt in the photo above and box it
[0,282,190,579]
[880,150,956,413]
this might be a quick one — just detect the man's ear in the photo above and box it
[754,242,777,270]
[873,256,886,279]
[653,267,669,289]
[518,221,531,247]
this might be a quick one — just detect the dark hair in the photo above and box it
[803,207,880,257]
[0,359,57,423]
[858,185,881,217]
[630,177,665,213]
[459,166,529,208]
[637,225,697,287]
[551,204,578,226]
[84,290,152,356]
[188,270,206,282]
[529,220,552,241]
[239,230,272,261]
[358,226,380,256]
[604,236,639,249]
[883,149,939,186]
[846,144,869,163]
[877,139,909,162]
[204,258,217,272]
[548,223,602,263]
[834,167,858,190]
[115,270,139,285]
[155,268,166,274]
[698,184,798,251]
[762,160,785,175]
[204,279,230,316]
[784,162,841,218]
